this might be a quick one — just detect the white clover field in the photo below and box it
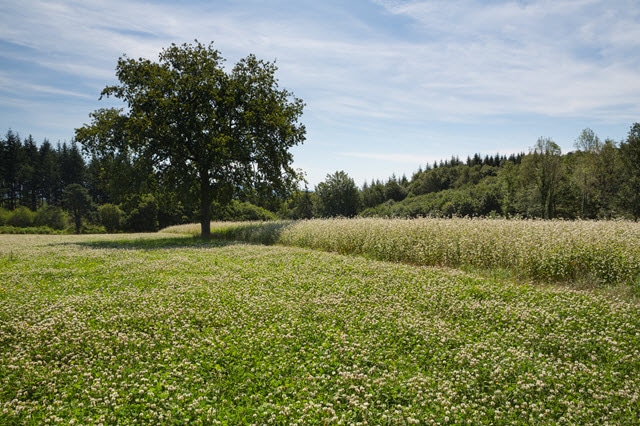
[1,221,640,424]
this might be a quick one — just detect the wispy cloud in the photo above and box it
[0,72,94,99]
[4,0,638,124]
[1,0,638,184]
[340,151,439,165]
[367,0,640,121]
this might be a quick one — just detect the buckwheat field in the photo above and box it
[2,218,640,424]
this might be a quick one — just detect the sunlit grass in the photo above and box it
[164,218,640,288]
[1,233,639,424]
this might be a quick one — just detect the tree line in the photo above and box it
[1,38,638,231]
[298,125,640,221]
[1,123,639,232]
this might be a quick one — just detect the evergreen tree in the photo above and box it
[2,130,22,209]
[59,142,86,188]
[384,175,408,202]
[38,140,62,206]
[20,135,39,210]
[361,180,385,208]
[289,187,315,219]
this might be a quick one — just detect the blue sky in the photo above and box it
[2,0,639,187]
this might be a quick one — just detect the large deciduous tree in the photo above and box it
[76,41,305,237]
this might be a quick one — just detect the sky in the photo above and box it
[2,0,639,187]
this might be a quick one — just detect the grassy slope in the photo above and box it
[1,233,639,424]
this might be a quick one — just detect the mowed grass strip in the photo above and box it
[1,234,639,424]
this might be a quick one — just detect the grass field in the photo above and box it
[1,222,640,424]
[165,218,640,289]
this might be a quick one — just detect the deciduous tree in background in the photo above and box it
[521,137,563,219]
[77,41,305,238]
[63,183,94,234]
[315,171,361,217]
[98,203,123,233]
[572,128,601,218]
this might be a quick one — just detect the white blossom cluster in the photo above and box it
[166,218,640,287]
[1,232,639,424]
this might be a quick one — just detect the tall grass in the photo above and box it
[163,218,640,287]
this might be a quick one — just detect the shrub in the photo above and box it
[0,207,9,225]
[0,225,62,234]
[212,200,277,222]
[34,205,69,230]
[123,194,159,232]
[98,203,124,233]
[6,206,35,227]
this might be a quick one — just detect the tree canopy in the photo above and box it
[315,171,361,217]
[76,41,305,237]
[62,183,94,234]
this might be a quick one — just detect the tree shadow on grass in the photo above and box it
[74,235,241,251]
[67,221,294,251]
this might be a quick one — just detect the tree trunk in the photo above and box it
[200,214,211,239]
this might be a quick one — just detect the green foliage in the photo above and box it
[63,184,95,234]
[521,137,564,219]
[0,205,68,231]
[6,122,640,223]
[0,225,64,234]
[5,206,36,227]
[361,180,385,208]
[384,176,408,202]
[361,180,501,218]
[98,203,124,233]
[121,194,158,232]
[282,189,316,220]
[619,123,640,220]
[315,171,361,217]
[155,191,188,229]
[211,199,277,222]
[0,207,9,225]
[78,41,305,238]
[0,131,89,211]
[34,205,69,230]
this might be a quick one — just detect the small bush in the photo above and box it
[123,194,159,232]
[0,207,9,225]
[6,206,36,227]
[99,203,124,233]
[35,205,69,230]
[0,225,62,234]
[212,200,277,222]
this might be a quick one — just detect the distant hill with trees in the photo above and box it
[293,125,640,221]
